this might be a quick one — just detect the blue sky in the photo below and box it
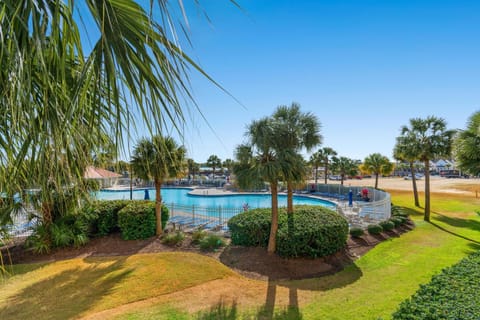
[80,1,480,163]
[172,0,480,163]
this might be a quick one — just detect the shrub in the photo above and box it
[84,200,130,236]
[349,227,364,238]
[391,205,409,218]
[367,224,383,235]
[117,201,156,240]
[229,206,349,258]
[161,231,185,246]
[191,229,207,244]
[379,220,395,231]
[392,251,480,319]
[199,234,225,251]
[389,217,402,227]
[227,208,274,247]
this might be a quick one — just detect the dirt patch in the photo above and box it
[1,220,415,281]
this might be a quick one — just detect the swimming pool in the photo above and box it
[96,188,336,210]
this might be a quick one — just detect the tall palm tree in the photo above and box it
[131,136,186,235]
[362,153,393,189]
[0,1,216,226]
[399,117,455,221]
[331,157,359,186]
[455,111,480,176]
[272,103,322,213]
[393,138,421,207]
[222,159,235,177]
[234,118,282,254]
[207,155,222,180]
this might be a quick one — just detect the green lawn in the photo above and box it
[1,191,479,320]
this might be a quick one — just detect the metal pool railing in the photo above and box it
[164,203,245,227]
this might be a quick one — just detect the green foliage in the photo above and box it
[199,235,226,251]
[379,220,395,231]
[349,227,364,238]
[85,200,130,236]
[391,205,409,218]
[228,208,273,247]
[191,229,207,244]
[229,206,349,258]
[392,251,480,320]
[25,224,51,254]
[367,224,383,235]
[161,231,185,246]
[389,217,403,227]
[117,201,156,240]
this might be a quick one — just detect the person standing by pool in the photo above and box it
[361,188,369,201]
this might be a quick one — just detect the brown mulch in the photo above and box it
[1,221,415,281]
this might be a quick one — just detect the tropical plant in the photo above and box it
[454,111,480,176]
[0,1,218,231]
[398,117,455,221]
[393,138,421,207]
[310,147,338,185]
[222,159,235,177]
[234,118,283,254]
[187,159,200,182]
[331,156,359,185]
[272,103,322,213]
[362,153,394,189]
[206,155,222,179]
[131,135,186,235]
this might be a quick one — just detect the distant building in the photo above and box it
[84,166,122,188]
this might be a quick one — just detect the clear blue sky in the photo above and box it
[82,1,480,163]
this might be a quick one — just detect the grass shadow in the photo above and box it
[0,258,133,320]
[195,298,238,320]
[428,219,480,245]
[433,211,480,233]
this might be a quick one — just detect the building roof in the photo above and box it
[84,166,122,179]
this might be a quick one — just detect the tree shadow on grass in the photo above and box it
[428,212,480,245]
[195,298,238,320]
[0,257,133,320]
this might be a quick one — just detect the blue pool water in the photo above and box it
[96,188,335,210]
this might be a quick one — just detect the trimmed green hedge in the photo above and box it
[392,251,480,319]
[85,200,130,236]
[228,206,348,258]
[117,201,169,240]
[367,224,383,235]
[379,220,395,231]
[349,227,364,238]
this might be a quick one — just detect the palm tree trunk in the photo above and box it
[424,160,431,222]
[375,173,379,189]
[267,181,279,254]
[340,174,344,186]
[409,162,420,207]
[324,162,328,184]
[314,165,318,187]
[287,181,293,214]
[155,179,163,235]
[42,202,53,226]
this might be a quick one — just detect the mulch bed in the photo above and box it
[1,221,415,281]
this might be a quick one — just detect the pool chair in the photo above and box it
[189,218,210,228]
[202,220,222,231]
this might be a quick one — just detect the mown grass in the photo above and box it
[1,190,479,320]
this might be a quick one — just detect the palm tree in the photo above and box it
[331,157,359,186]
[234,118,282,254]
[362,153,393,189]
[272,103,322,213]
[207,155,222,180]
[399,117,455,221]
[0,1,215,227]
[131,136,186,235]
[393,138,421,207]
[222,159,235,177]
[311,147,338,185]
[455,111,480,176]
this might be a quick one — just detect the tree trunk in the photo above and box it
[424,160,431,221]
[287,181,293,214]
[267,181,279,254]
[340,174,344,186]
[314,165,318,188]
[324,161,328,184]
[374,173,379,189]
[410,162,420,207]
[42,201,53,226]
[155,179,163,235]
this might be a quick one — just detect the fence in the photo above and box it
[309,183,391,222]
[164,202,245,227]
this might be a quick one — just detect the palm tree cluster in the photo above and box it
[234,103,322,253]
[393,116,455,221]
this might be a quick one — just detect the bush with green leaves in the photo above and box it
[379,220,395,231]
[228,206,349,258]
[349,227,364,238]
[118,201,155,240]
[199,234,225,251]
[391,205,409,218]
[389,217,403,227]
[367,224,383,235]
[191,229,207,244]
[392,251,480,319]
[161,231,185,246]
[84,200,130,236]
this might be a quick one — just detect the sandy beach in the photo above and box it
[315,176,480,195]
